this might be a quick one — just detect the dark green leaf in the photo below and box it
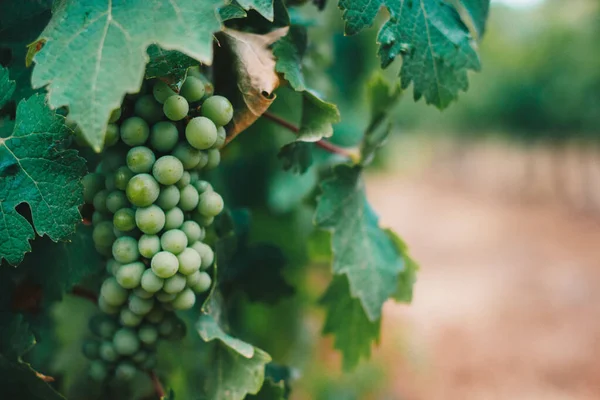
[273,26,308,91]
[219,2,248,21]
[0,66,16,109]
[145,45,197,85]
[0,313,35,359]
[278,141,313,174]
[237,0,275,21]
[268,167,317,213]
[246,378,286,400]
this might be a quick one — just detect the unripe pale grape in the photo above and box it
[153,81,176,104]
[201,95,233,126]
[114,166,134,191]
[191,272,212,293]
[115,362,137,381]
[135,205,165,234]
[113,208,136,232]
[93,221,116,248]
[156,185,180,210]
[141,268,164,293]
[171,288,196,310]
[113,328,140,356]
[156,291,177,303]
[198,191,224,217]
[99,341,118,362]
[133,287,153,299]
[89,360,108,381]
[205,148,221,170]
[98,297,120,314]
[104,123,120,147]
[163,207,184,230]
[150,121,179,152]
[193,180,212,194]
[106,190,129,214]
[181,221,203,243]
[138,234,161,258]
[194,151,209,171]
[126,146,156,174]
[179,185,199,211]
[177,248,201,275]
[89,315,118,339]
[128,294,154,315]
[146,307,165,324]
[163,95,189,121]
[101,277,128,306]
[112,236,140,264]
[180,76,205,102]
[115,261,145,288]
[191,212,214,228]
[163,274,187,294]
[126,173,160,207]
[176,171,191,189]
[138,324,158,345]
[121,117,150,146]
[109,108,122,123]
[152,155,184,185]
[82,173,105,204]
[134,95,162,124]
[151,251,179,278]
[120,308,143,327]
[83,339,100,359]
[213,126,226,149]
[172,142,201,169]
[93,189,109,213]
[185,116,217,150]
[160,229,188,255]
[106,258,121,276]
[191,241,214,269]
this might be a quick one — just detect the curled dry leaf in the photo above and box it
[213,27,289,144]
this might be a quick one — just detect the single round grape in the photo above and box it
[140,269,164,293]
[82,173,105,204]
[120,308,143,327]
[135,205,165,235]
[205,148,221,170]
[201,95,233,126]
[99,341,118,362]
[152,155,184,185]
[109,108,122,123]
[115,362,137,381]
[191,242,214,269]
[133,286,153,299]
[113,328,140,356]
[126,173,160,207]
[177,248,201,275]
[186,66,203,79]
[163,207,184,230]
[171,288,196,310]
[82,339,100,359]
[128,294,154,315]
[150,121,179,152]
[179,185,199,211]
[121,117,150,146]
[156,185,180,210]
[98,297,120,314]
[126,146,156,174]
[176,171,191,189]
[138,324,158,345]
[193,180,213,194]
[180,76,205,102]
[213,126,226,149]
[132,350,148,364]
[114,166,134,191]
[112,236,140,264]
[89,315,118,339]
[158,318,174,337]
[198,191,224,217]
[93,189,109,213]
[113,208,136,232]
[106,190,129,214]
[181,221,203,243]
[172,142,202,169]
[104,123,120,147]
[160,229,188,255]
[191,271,212,293]
[185,116,217,150]
[89,360,108,381]
[106,259,121,276]
[194,151,209,171]
[105,173,116,192]
[153,81,176,104]
[163,274,187,294]
[146,307,165,324]
[92,211,109,225]
[191,212,214,228]
[138,234,161,258]
[156,291,177,303]
[134,95,163,124]
[93,221,116,248]
[101,276,129,306]
[151,251,179,278]
[115,261,145,288]
[163,95,189,121]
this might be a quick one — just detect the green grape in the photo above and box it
[138,234,161,258]
[105,173,116,192]
[129,294,154,315]
[213,126,226,149]
[93,221,116,248]
[156,291,177,303]
[102,146,128,172]
[135,205,166,235]
[115,261,145,288]
[205,148,221,170]
[112,236,140,264]
[138,324,158,345]
[185,116,217,150]
[115,362,137,381]
[186,66,203,79]
[172,142,202,170]
[171,288,196,310]
[113,208,136,232]
[157,318,174,337]
[82,173,105,204]
[180,76,205,102]
[106,259,122,276]
[132,350,148,364]
[146,307,165,324]
[152,155,184,186]
[181,221,203,243]
[194,151,209,171]
[106,191,129,214]
[92,211,109,226]
[160,229,188,255]
[153,81,176,104]
[151,251,179,278]
[113,328,140,356]
[104,123,120,147]
[126,146,156,174]
[114,166,134,191]
[89,360,108,381]
[198,191,224,217]
[109,108,122,123]
[150,121,179,152]
[177,248,201,275]
[126,173,160,207]
[134,95,163,124]
[120,308,143,327]
[89,315,118,339]
[98,297,120,314]
[191,272,212,293]
[164,207,184,230]
[93,189,109,213]
[191,212,214,228]
[163,95,189,121]
[82,339,100,359]
[141,268,164,293]
[201,95,233,126]
[176,171,191,189]
[121,117,150,146]
[99,341,118,362]
[163,274,187,294]
[178,185,199,211]
[156,185,180,210]
[191,242,214,269]
[193,180,213,194]
[133,287,153,299]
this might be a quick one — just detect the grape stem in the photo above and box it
[70,286,97,304]
[150,370,166,398]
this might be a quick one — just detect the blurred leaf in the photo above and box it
[457,0,491,38]
[268,167,317,213]
[246,378,286,399]
[145,46,197,85]
[0,66,16,108]
[385,229,419,303]
[278,141,313,174]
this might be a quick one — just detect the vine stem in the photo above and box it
[71,286,97,304]
[150,370,166,399]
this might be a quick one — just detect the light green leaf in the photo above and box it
[385,229,419,303]
[237,0,274,21]
[0,94,86,266]
[31,0,224,151]
[0,66,16,109]
[298,91,340,141]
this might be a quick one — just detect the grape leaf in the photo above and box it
[219,2,248,21]
[386,229,419,303]
[197,314,272,400]
[0,94,86,266]
[314,165,404,321]
[145,46,197,85]
[299,90,339,141]
[457,0,490,38]
[321,276,380,370]
[338,0,481,108]
[278,141,313,174]
[0,65,16,109]
[237,0,274,21]
[246,378,286,400]
[31,0,225,151]
[272,25,307,91]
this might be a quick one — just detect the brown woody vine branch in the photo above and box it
[150,370,166,398]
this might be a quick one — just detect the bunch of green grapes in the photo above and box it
[80,71,233,381]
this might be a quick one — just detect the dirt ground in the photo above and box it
[365,172,600,400]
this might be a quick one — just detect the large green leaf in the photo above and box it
[197,314,271,400]
[237,0,274,21]
[31,0,225,151]
[0,94,86,266]
[0,66,16,109]
[145,45,197,85]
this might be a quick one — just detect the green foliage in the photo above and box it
[145,46,197,85]
[0,65,16,107]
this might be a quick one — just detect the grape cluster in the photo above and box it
[80,72,232,381]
